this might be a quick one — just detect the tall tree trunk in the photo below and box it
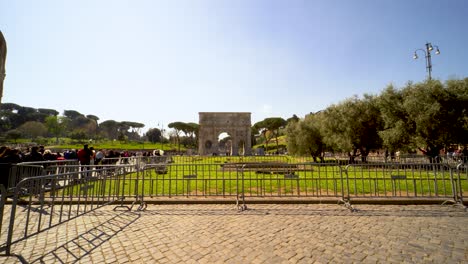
[360,147,369,163]
[275,130,279,153]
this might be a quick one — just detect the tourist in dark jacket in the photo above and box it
[24,146,45,162]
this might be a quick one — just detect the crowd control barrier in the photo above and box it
[0,164,140,255]
[0,160,466,257]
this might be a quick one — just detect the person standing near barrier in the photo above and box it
[95,149,104,165]
[462,146,468,164]
[0,148,22,164]
[38,145,45,155]
[43,149,56,161]
[89,147,96,165]
[77,144,93,178]
[24,146,45,162]
[0,147,11,189]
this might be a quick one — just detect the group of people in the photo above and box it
[446,146,468,162]
[0,144,164,166]
[0,145,49,164]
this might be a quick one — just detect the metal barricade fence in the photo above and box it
[137,162,349,206]
[136,161,467,203]
[5,164,44,195]
[17,160,81,177]
[170,155,292,164]
[333,154,431,164]
[3,160,466,204]
[0,164,139,255]
[0,185,7,245]
[342,163,460,202]
[235,162,344,198]
[139,155,171,165]
[2,160,80,196]
[233,162,349,210]
[100,156,170,169]
[17,159,80,167]
[141,163,241,198]
[332,154,466,165]
[69,153,464,169]
[1,160,466,256]
[455,164,467,205]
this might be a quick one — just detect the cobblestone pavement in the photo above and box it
[1,204,467,263]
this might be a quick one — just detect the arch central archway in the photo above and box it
[198,112,252,156]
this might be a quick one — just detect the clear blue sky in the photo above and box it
[1,0,467,133]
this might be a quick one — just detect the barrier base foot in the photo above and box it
[132,200,147,211]
[237,204,248,211]
[236,199,248,211]
[338,199,357,212]
[442,199,467,211]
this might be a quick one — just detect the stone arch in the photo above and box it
[198,112,252,156]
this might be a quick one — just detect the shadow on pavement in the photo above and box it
[140,204,468,218]
[25,212,140,264]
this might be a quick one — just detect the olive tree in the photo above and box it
[320,95,383,162]
[286,113,325,162]
[378,78,468,161]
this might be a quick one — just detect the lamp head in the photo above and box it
[428,43,433,51]
[413,53,418,59]
[435,48,440,55]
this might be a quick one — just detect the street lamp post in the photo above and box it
[158,122,164,151]
[413,42,440,80]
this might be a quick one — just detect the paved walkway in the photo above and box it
[1,204,467,263]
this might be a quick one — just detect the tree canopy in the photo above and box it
[285,78,468,161]
[145,128,162,143]
[378,79,468,155]
[319,95,383,161]
[286,113,324,161]
[0,78,466,155]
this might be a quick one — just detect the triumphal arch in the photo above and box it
[198,112,252,156]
